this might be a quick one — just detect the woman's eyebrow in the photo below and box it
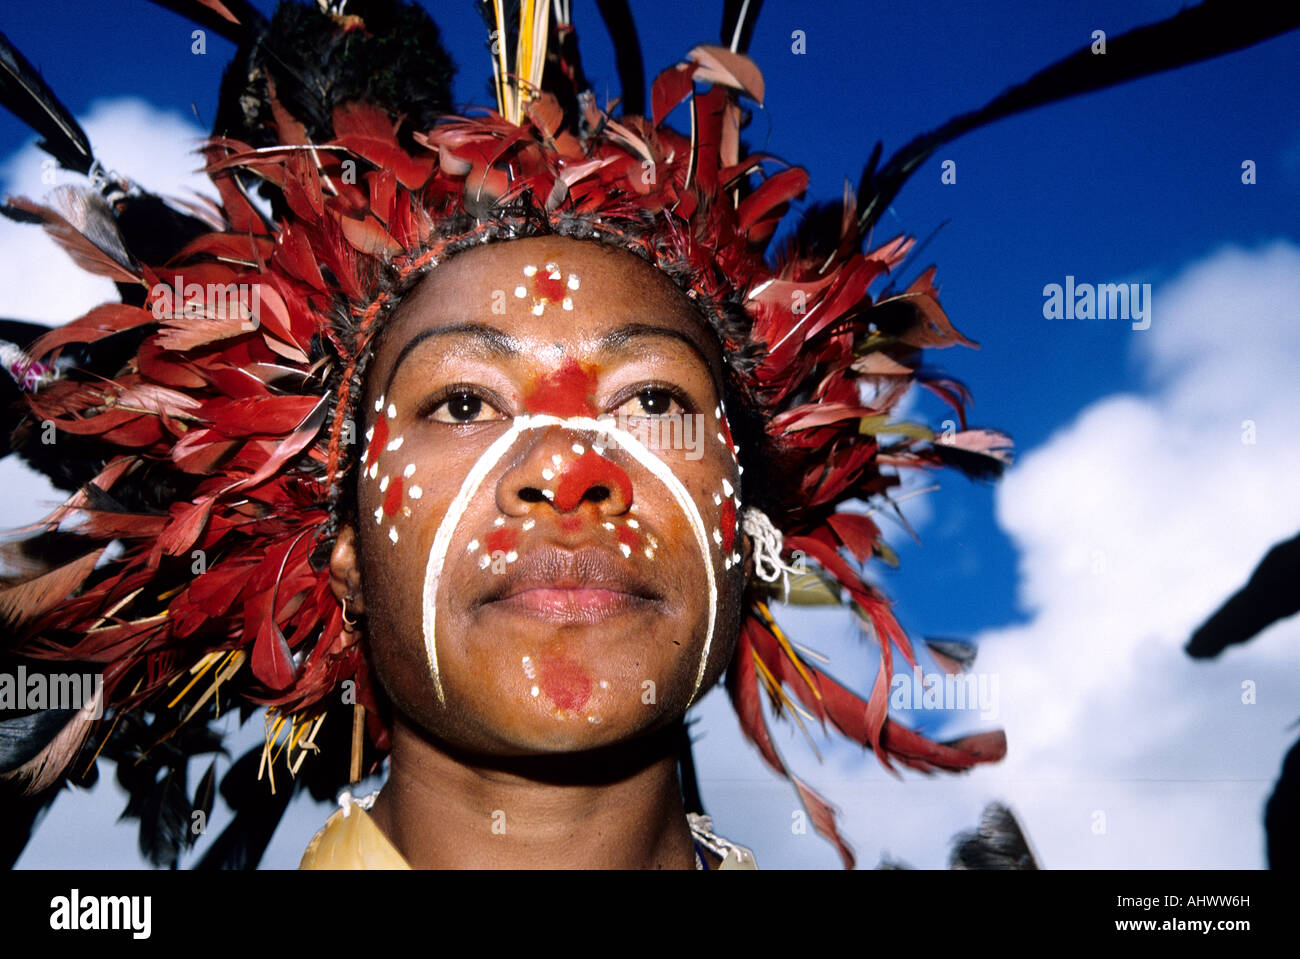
[596,324,715,373]
[383,322,522,396]
[383,321,719,398]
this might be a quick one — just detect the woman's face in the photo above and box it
[335,236,750,756]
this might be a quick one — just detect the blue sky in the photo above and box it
[3,1,1299,869]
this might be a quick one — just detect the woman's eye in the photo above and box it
[617,388,682,418]
[429,391,501,423]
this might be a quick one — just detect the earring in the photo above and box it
[342,595,358,630]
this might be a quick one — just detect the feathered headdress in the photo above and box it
[2,0,1293,869]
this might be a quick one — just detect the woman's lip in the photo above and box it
[486,587,657,623]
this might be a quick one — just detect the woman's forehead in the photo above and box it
[373,235,723,387]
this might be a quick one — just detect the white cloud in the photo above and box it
[966,241,1300,866]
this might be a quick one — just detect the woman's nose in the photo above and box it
[498,427,633,516]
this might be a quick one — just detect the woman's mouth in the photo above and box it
[477,543,662,624]
[489,586,658,623]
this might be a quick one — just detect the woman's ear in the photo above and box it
[329,524,366,615]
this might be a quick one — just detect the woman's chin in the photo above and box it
[437,676,689,756]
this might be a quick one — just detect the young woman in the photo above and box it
[305,234,760,868]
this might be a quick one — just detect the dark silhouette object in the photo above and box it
[874,801,1040,869]
[1186,532,1300,870]
[1186,533,1300,659]
[1266,738,1300,871]
[949,802,1039,870]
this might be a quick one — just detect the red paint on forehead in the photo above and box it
[382,474,404,517]
[553,450,633,512]
[485,526,517,554]
[720,498,737,553]
[523,359,598,417]
[366,417,389,469]
[539,655,591,711]
[532,270,565,303]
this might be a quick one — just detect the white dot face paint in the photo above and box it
[517,263,581,316]
[420,414,724,707]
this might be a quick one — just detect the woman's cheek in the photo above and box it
[358,393,428,546]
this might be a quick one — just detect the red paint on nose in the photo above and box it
[485,526,517,554]
[523,359,598,417]
[532,271,565,303]
[539,656,591,711]
[366,417,389,469]
[720,498,737,552]
[553,450,633,512]
[382,475,404,517]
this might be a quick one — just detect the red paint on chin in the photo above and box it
[554,450,633,512]
[720,498,737,552]
[539,656,591,711]
[366,417,389,469]
[382,474,404,517]
[523,359,598,417]
[485,526,517,554]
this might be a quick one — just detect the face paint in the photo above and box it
[513,262,581,315]
[420,413,724,707]
[522,357,598,418]
[363,398,422,546]
[538,654,591,711]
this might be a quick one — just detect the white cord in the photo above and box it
[741,506,802,595]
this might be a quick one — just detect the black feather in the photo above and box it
[1186,531,1300,658]
[0,29,94,174]
[858,1,1300,234]
[594,0,644,117]
[0,708,80,773]
[138,761,190,869]
[195,746,296,870]
[923,637,978,672]
[720,0,764,54]
[212,0,455,148]
[949,802,1039,869]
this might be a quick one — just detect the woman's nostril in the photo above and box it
[519,488,547,503]
[583,487,610,504]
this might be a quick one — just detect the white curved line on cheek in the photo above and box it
[420,414,718,708]
[422,420,527,703]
